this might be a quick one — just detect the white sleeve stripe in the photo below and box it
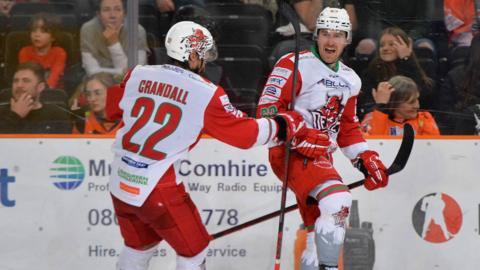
[253,118,277,146]
[341,142,369,160]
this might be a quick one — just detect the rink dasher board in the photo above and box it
[0,138,478,270]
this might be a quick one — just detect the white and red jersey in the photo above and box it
[107,64,278,206]
[257,48,368,159]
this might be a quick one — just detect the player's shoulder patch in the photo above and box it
[299,51,316,60]
[277,49,310,64]
[271,67,292,78]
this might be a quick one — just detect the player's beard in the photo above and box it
[191,60,206,75]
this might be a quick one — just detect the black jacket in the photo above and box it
[435,65,480,134]
[0,103,73,134]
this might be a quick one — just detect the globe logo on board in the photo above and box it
[49,156,85,190]
[412,192,462,243]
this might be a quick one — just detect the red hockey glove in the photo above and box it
[291,128,330,159]
[273,111,306,142]
[353,150,388,190]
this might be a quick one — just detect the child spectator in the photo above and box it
[361,75,440,136]
[72,73,121,135]
[357,27,434,119]
[18,13,66,89]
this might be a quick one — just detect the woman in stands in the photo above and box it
[357,27,434,120]
[18,13,66,89]
[72,73,121,135]
[361,75,440,136]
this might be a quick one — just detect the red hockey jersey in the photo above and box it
[106,64,278,206]
[257,49,368,159]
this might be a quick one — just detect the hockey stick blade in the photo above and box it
[212,123,415,239]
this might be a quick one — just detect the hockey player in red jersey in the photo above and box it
[257,8,389,270]
[106,21,311,270]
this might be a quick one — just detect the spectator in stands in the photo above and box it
[444,0,477,47]
[361,75,440,135]
[435,35,480,135]
[357,27,434,119]
[0,62,72,134]
[354,0,433,56]
[80,0,149,77]
[0,0,14,17]
[18,13,66,89]
[72,73,121,134]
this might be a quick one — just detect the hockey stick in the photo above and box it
[273,1,301,269]
[212,123,415,239]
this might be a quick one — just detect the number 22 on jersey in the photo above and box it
[122,97,182,160]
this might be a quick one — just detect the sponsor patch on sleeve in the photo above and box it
[219,94,231,105]
[271,67,292,78]
[219,94,243,117]
[266,76,287,88]
[258,95,279,105]
[263,86,281,98]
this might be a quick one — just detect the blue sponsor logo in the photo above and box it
[0,169,15,207]
[265,86,279,97]
[50,156,85,190]
[268,77,285,86]
[121,156,149,169]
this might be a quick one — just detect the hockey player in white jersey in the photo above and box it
[105,21,313,270]
[257,8,389,270]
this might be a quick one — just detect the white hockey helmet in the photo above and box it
[165,21,217,62]
[315,7,352,44]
